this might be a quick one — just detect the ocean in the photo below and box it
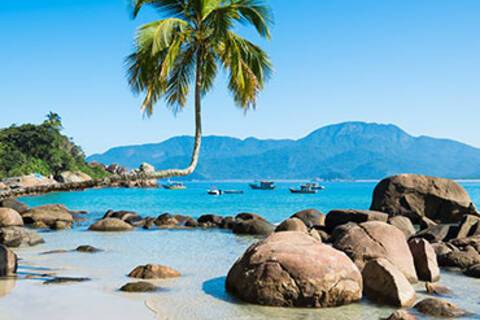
[0,181,478,319]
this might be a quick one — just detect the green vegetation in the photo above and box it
[0,113,109,180]
[126,0,272,179]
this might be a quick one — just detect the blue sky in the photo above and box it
[1,0,479,154]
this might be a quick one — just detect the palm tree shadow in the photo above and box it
[202,276,244,305]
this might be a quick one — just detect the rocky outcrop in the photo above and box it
[414,298,466,318]
[22,204,73,228]
[408,238,440,282]
[0,245,17,276]
[128,264,180,279]
[57,171,92,183]
[362,258,416,307]
[0,208,23,227]
[325,209,388,232]
[0,226,44,247]
[290,209,325,228]
[332,221,418,283]
[388,216,416,238]
[226,231,362,308]
[88,218,133,232]
[275,217,308,233]
[370,174,477,223]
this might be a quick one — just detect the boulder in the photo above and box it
[120,281,157,292]
[57,171,92,183]
[370,174,477,224]
[431,242,455,257]
[0,198,29,214]
[362,258,416,307]
[197,214,223,226]
[425,282,451,295]
[22,204,73,228]
[0,245,17,276]
[43,276,90,285]
[219,216,234,229]
[88,218,133,232]
[76,245,102,253]
[154,213,179,226]
[103,210,139,222]
[226,231,362,307]
[128,264,180,279]
[0,226,44,247]
[463,263,480,278]
[455,214,480,239]
[235,212,267,222]
[290,209,325,228]
[332,221,418,283]
[414,224,458,243]
[0,208,23,227]
[325,209,388,232]
[388,216,416,238]
[408,238,440,282]
[418,216,437,230]
[232,219,274,236]
[414,298,466,318]
[308,229,322,241]
[275,217,308,233]
[438,249,480,269]
[383,310,417,320]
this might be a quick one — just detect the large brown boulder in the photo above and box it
[325,209,388,232]
[275,217,308,233]
[290,209,325,228]
[88,218,133,232]
[22,204,73,228]
[103,210,140,222]
[370,174,477,223]
[362,258,416,307]
[388,216,416,238]
[0,226,44,247]
[438,248,480,269]
[408,238,440,282]
[332,221,418,283]
[128,264,180,279]
[226,231,362,307]
[414,298,466,318]
[0,198,29,214]
[232,219,274,236]
[0,245,17,276]
[0,208,23,227]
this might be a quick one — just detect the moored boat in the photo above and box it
[249,181,275,190]
[162,181,186,190]
[289,184,317,194]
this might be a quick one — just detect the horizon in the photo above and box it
[2,0,480,154]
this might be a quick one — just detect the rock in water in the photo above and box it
[0,226,44,247]
[88,218,133,232]
[232,219,274,236]
[388,216,416,238]
[362,258,416,307]
[120,281,157,292]
[290,209,325,228]
[0,198,29,214]
[408,238,440,282]
[75,245,102,253]
[0,245,17,276]
[128,264,180,279]
[0,208,23,227]
[383,310,417,320]
[414,298,466,318]
[370,174,477,223]
[226,231,362,308]
[332,221,418,283]
[275,217,308,233]
[22,204,73,228]
[425,282,451,295]
[463,263,480,278]
[325,209,388,232]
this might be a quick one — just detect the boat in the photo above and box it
[289,184,318,194]
[308,182,326,190]
[207,188,222,196]
[249,180,275,190]
[207,187,244,195]
[162,181,186,190]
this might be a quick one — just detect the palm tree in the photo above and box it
[126,0,273,179]
[44,111,63,130]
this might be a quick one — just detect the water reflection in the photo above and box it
[0,277,15,298]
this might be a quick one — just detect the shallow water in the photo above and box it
[0,181,478,319]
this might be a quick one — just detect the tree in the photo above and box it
[44,111,63,130]
[127,0,272,179]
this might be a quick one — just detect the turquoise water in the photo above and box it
[0,181,478,320]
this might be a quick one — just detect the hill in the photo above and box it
[87,122,480,180]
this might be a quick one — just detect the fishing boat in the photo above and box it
[207,188,222,195]
[309,182,326,190]
[162,181,186,190]
[289,184,318,194]
[249,180,275,190]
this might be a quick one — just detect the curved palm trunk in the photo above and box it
[0,55,203,200]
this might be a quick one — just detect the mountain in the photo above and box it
[87,122,480,180]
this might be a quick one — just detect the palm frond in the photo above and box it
[131,0,188,19]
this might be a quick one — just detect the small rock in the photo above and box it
[275,217,308,233]
[463,263,480,278]
[43,276,90,285]
[0,226,44,247]
[414,298,466,318]
[425,282,451,295]
[76,245,102,253]
[128,264,180,279]
[88,218,133,232]
[362,258,416,307]
[120,281,157,292]
[408,238,440,282]
[383,310,417,320]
